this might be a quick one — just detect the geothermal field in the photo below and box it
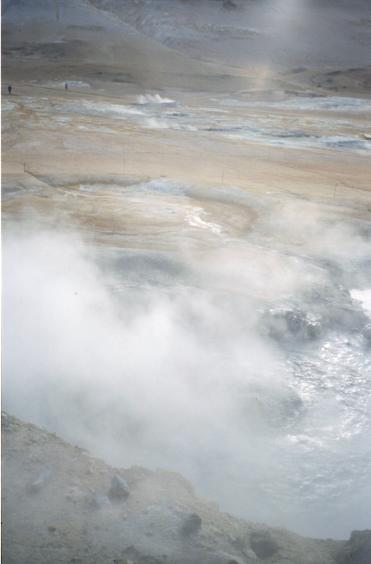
[2,1,371,562]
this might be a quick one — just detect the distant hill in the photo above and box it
[87,0,371,70]
[2,0,252,91]
[2,0,371,94]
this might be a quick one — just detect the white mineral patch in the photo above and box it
[137,93,176,105]
[185,207,222,235]
[57,99,144,118]
[144,118,197,131]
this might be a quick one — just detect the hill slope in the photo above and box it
[2,412,349,564]
[2,0,250,92]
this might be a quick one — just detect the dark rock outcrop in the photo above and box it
[250,530,279,559]
[109,474,130,500]
[180,512,202,536]
[222,0,238,9]
[336,530,371,564]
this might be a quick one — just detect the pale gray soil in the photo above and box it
[2,412,343,564]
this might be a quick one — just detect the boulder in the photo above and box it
[336,530,371,564]
[250,530,279,559]
[181,513,202,536]
[109,475,130,500]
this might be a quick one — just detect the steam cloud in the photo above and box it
[3,193,371,539]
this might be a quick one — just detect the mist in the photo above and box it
[3,188,371,539]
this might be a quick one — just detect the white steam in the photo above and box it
[137,93,176,105]
[3,192,371,539]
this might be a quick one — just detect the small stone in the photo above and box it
[109,475,130,500]
[181,513,202,536]
[250,530,278,559]
[336,530,371,564]
[363,324,371,344]
[223,0,238,9]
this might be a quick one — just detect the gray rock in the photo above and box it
[230,535,257,560]
[363,323,371,344]
[223,0,238,9]
[336,530,371,564]
[264,307,322,343]
[250,530,279,559]
[181,513,202,536]
[109,475,130,500]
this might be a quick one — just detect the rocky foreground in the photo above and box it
[2,413,370,564]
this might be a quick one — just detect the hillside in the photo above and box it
[3,0,371,95]
[87,0,371,95]
[2,412,355,564]
[1,0,250,92]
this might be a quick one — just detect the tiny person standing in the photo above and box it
[8,85,12,95]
